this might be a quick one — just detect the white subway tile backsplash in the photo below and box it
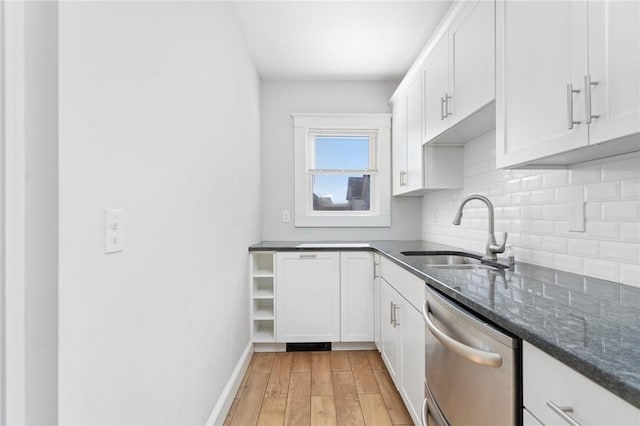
[543,170,569,188]
[585,203,601,220]
[505,178,521,192]
[601,201,639,221]
[569,165,601,185]
[522,175,543,190]
[542,204,568,220]
[583,259,619,282]
[601,156,640,182]
[554,253,583,274]
[421,132,639,287]
[620,222,640,242]
[543,236,568,253]
[556,186,583,202]
[585,221,619,240]
[531,189,555,204]
[584,181,619,202]
[568,238,599,257]
[600,241,640,263]
[521,234,543,249]
[531,250,555,268]
[512,191,532,205]
[531,220,555,234]
[620,264,640,287]
[621,179,640,200]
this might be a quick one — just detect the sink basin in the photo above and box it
[401,251,509,270]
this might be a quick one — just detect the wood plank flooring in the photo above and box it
[225,351,414,426]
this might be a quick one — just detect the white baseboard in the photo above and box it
[205,341,254,426]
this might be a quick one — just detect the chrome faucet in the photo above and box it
[452,194,508,262]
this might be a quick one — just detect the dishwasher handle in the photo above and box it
[423,300,503,368]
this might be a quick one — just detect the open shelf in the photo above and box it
[253,299,274,319]
[252,252,274,276]
[253,276,274,298]
[253,320,275,342]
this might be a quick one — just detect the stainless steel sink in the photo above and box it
[400,251,509,270]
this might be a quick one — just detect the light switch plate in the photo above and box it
[568,201,585,232]
[105,209,124,253]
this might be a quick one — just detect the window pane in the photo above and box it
[312,174,370,211]
[315,135,369,170]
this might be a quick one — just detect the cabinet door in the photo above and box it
[373,254,381,350]
[381,280,400,384]
[406,76,424,192]
[423,35,451,143]
[398,297,426,426]
[496,1,588,168]
[276,252,340,342]
[587,0,640,145]
[340,252,374,342]
[392,98,409,195]
[449,0,495,125]
[523,342,640,426]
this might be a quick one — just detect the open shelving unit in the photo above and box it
[250,252,275,342]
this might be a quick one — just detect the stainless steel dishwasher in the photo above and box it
[422,286,520,426]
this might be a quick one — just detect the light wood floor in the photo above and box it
[224,350,414,426]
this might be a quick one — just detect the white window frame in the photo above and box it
[292,113,391,227]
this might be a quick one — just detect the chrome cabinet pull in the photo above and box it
[547,401,582,426]
[422,398,428,426]
[567,84,581,129]
[299,254,317,259]
[399,170,407,186]
[584,75,600,124]
[422,300,502,368]
[394,304,400,327]
[390,301,394,325]
[444,94,452,118]
[440,97,445,120]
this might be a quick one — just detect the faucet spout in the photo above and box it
[452,194,508,262]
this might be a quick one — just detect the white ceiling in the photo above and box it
[232,1,452,80]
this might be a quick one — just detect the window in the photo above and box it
[293,114,391,227]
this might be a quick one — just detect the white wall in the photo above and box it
[261,80,422,241]
[24,1,58,424]
[422,130,640,288]
[58,3,261,424]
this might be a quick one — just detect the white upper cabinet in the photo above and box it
[587,0,640,146]
[392,95,408,196]
[405,76,424,193]
[423,35,450,143]
[422,0,496,144]
[449,0,495,124]
[496,0,640,168]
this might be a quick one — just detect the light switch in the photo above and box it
[568,201,585,232]
[281,209,291,223]
[105,209,124,253]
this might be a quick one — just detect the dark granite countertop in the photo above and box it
[249,240,640,409]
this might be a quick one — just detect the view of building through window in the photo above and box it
[311,135,371,211]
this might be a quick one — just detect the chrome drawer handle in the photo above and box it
[422,300,502,368]
[298,254,317,259]
[567,83,581,129]
[547,401,582,426]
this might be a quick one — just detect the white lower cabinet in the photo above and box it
[380,276,425,426]
[340,252,374,342]
[373,253,382,350]
[274,251,374,343]
[523,341,640,426]
[276,252,340,342]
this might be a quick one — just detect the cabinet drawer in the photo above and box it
[379,256,424,311]
[523,342,639,426]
